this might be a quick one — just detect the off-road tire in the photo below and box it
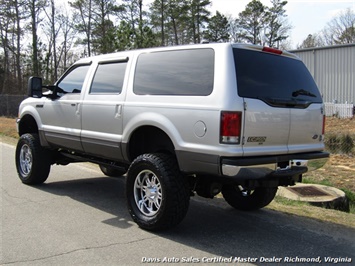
[126,153,190,231]
[99,164,126,177]
[15,133,51,185]
[222,185,278,211]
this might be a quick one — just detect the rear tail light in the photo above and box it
[322,115,326,135]
[220,111,242,144]
[262,47,282,55]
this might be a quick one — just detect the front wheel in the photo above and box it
[15,133,51,185]
[222,185,278,211]
[126,153,190,231]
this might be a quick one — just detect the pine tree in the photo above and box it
[237,0,265,45]
[189,0,211,43]
[264,0,291,48]
[203,11,229,42]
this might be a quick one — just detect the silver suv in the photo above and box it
[16,43,329,230]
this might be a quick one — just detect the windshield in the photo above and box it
[233,48,322,105]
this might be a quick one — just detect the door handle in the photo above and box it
[115,104,122,118]
[76,103,80,115]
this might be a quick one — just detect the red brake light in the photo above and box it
[220,111,242,144]
[322,115,326,135]
[262,47,282,55]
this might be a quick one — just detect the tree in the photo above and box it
[70,0,93,56]
[167,0,190,45]
[90,0,123,54]
[121,0,156,49]
[150,0,167,46]
[57,9,77,73]
[263,0,291,48]
[322,8,355,45]
[237,0,266,45]
[42,0,63,82]
[227,15,243,43]
[0,0,29,93]
[0,0,11,93]
[203,11,229,42]
[189,0,211,43]
[297,33,324,49]
[150,0,193,46]
[116,20,134,50]
[27,0,47,76]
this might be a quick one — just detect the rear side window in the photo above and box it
[134,49,214,96]
[90,61,127,94]
[234,49,322,104]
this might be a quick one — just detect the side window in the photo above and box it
[133,49,214,96]
[90,61,127,94]
[57,65,91,93]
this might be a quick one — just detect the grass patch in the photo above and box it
[341,189,355,213]
[303,177,333,187]
[273,195,310,207]
[268,199,355,228]
[0,116,18,138]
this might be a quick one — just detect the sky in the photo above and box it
[206,0,355,48]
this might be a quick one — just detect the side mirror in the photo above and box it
[28,76,43,98]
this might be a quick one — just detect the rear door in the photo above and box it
[81,58,129,161]
[233,47,323,156]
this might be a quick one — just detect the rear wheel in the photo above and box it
[126,153,190,231]
[15,133,51,185]
[222,185,277,211]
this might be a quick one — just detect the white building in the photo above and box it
[291,44,355,104]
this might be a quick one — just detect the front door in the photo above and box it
[40,64,91,151]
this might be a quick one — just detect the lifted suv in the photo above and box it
[16,43,329,230]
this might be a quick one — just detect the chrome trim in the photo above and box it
[303,157,328,172]
[222,157,328,177]
[222,163,277,177]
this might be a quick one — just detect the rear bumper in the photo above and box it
[221,151,329,179]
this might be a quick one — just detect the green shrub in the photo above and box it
[340,134,354,154]
[325,133,354,154]
[325,134,341,153]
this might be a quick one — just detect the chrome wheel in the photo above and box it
[15,133,51,185]
[19,144,32,177]
[126,153,190,230]
[238,185,255,197]
[134,170,162,217]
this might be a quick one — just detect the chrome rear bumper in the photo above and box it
[221,152,329,179]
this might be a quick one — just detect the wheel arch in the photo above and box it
[122,112,184,162]
[127,125,176,162]
[18,114,39,136]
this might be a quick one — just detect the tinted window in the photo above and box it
[90,62,127,94]
[57,65,90,93]
[134,49,214,96]
[234,49,322,104]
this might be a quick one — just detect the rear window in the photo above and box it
[134,49,214,96]
[233,49,322,105]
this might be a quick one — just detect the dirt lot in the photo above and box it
[325,116,355,134]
